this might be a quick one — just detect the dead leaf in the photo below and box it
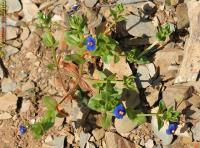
[62,61,79,77]
[79,78,93,92]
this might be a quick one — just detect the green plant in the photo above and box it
[36,12,52,29]
[31,96,57,138]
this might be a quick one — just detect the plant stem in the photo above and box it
[83,77,123,83]
[104,22,115,34]
[58,64,83,105]
[136,113,163,117]
[138,40,159,58]
[51,47,68,94]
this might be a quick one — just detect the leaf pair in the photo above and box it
[31,96,57,139]
[126,49,149,64]
[110,3,125,22]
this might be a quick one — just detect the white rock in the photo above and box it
[84,0,98,8]
[0,93,18,111]
[21,0,39,22]
[192,122,200,141]
[92,128,105,141]
[21,100,31,112]
[126,15,157,37]
[145,139,154,148]
[1,78,17,92]
[54,117,64,128]
[44,135,66,148]
[6,26,19,40]
[80,131,91,148]
[20,27,30,41]
[86,142,96,148]
[3,46,19,59]
[6,0,22,13]
[0,112,12,120]
[0,64,4,79]
[21,81,35,92]
[136,63,157,88]
[151,116,173,145]
[115,114,137,134]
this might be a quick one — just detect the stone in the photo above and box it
[154,47,183,80]
[135,63,157,88]
[32,0,45,4]
[0,112,12,120]
[176,100,191,112]
[162,85,193,107]
[20,27,30,41]
[122,90,140,109]
[175,1,200,83]
[146,86,160,107]
[176,3,189,29]
[126,15,157,37]
[3,46,19,59]
[86,142,96,148]
[117,0,147,4]
[186,105,200,120]
[84,0,98,8]
[5,18,18,26]
[67,133,74,144]
[151,115,173,145]
[54,117,64,128]
[21,81,35,92]
[1,78,17,92]
[192,122,200,141]
[6,26,19,40]
[0,64,4,79]
[188,94,200,108]
[0,93,18,111]
[115,114,137,134]
[21,33,41,52]
[144,139,154,148]
[104,56,132,80]
[21,100,31,112]
[142,1,156,15]
[105,132,136,148]
[6,0,22,13]
[44,135,65,148]
[21,0,39,22]
[92,128,105,141]
[80,131,91,148]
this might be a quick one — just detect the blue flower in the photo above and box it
[19,125,27,135]
[72,4,80,11]
[85,35,96,51]
[166,122,178,135]
[113,104,126,119]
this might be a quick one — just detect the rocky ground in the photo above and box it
[1,0,200,148]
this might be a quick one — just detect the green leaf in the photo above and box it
[88,95,105,112]
[41,109,56,131]
[114,55,120,63]
[47,63,55,71]
[69,13,86,32]
[42,32,56,48]
[102,113,112,129]
[158,100,166,114]
[43,96,57,110]
[64,31,83,46]
[156,115,164,131]
[123,75,136,90]
[110,3,124,22]
[127,108,146,125]
[64,54,85,64]
[31,123,44,139]
[156,23,174,42]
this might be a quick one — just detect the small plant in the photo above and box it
[126,23,174,64]
[24,3,181,139]
[31,96,58,139]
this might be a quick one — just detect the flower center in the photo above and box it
[118,110,124,116]
[87,41,94,46]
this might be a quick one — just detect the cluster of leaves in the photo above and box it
[156,23,174,42]
[88,74,122,128]
[156,100,180,130]
[31,96,58,139]
[36,12,52,29]
[110,3,125,22]
[64,12,120,63]
[126,48,150,65]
